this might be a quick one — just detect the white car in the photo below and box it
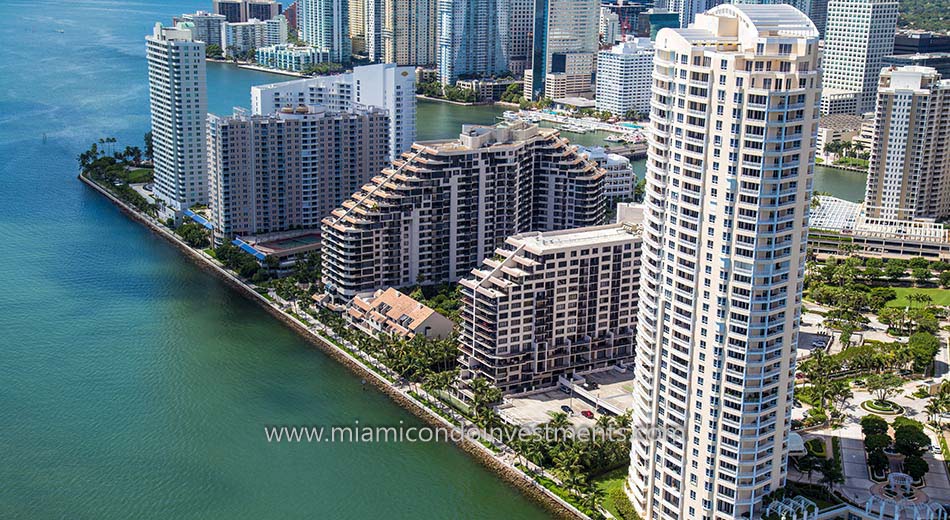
[933,444,943,455]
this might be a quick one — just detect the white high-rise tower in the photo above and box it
[627,5,820,519]
[145,22,208,219]
[821,0,898,114]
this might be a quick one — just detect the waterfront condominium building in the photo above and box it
[436,0,509,84]
[579,146,637,199]
[320,121,606,302]
[299,0,351,64]
[251,63,416,160]
[221,19,265,58]
[864,66,950,222]
[596,37,655,117]
[213,0,282,22]
[145,22,208,219]
[525,0,600,99]
[264,15,289,45]
[627,5,820,519]
[821,0,898,115]
[175,11,227,47]
[379,0,437,66]
[207,105,389,241]
[458,222,642,393]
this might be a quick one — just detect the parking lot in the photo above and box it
[499,389,600,429]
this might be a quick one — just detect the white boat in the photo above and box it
[559,124,589,134]
[605,134,624,142]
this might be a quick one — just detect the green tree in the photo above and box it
[206,44,223,59]
[908,332,941,373]
[885,262,907,282]
[940,270,950,288]
[903,455,929,481]
[894,425,930,457]
[861,414,889,436]
[866,373,904,405]
[868,450,889,474]
[913,267,932,286]
[144,131,153,161]
[864,433,892,453]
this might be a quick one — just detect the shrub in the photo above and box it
[611,487,641,520]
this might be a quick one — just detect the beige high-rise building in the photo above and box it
[207,105,390,242]
[382,0,437,66]
[459,222,642,394]
[320,121,606,302]
[628,5,820,519]
[349,0,366,54]
[864,66,950,222]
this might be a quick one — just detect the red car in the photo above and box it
[581,410,594,419]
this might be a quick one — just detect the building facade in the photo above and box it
[221,19,265,58]
[320,121,606,302]
[580,147,637,198]
[458,222,642,393]
[381,0,437,66]
[526,0,600,99]
[251,63,416,160]
[256,44,330,71]
[213,0,282,22]
[346,288,455,339]
[821,0,898,114]
[436,0,509,84]
[299,0,351,64]
[596,37,655,116]
[506,0,535,75]
[208,105,390,240]
[176,11,227,47]
[883,53,950,78]
[146,23,208,219]
[864,67,950,222]
[627,5,820,519]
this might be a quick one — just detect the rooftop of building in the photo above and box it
[602,37,655,54]
[668,4,817,44]
[414,121,555,152]
[509,222,643,253]
[810,196,950,243]
[818,114,865,131]
[350,288,446,334]
[810,196,861,232]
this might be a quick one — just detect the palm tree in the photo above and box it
[926,400,942,426]
[524,437,547,476]
[578,483,606,515]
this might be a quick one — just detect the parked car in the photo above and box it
[560,405,574,415]
[581,410,594,419]
[932,444,942,455]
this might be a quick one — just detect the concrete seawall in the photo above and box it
[79,174,588,520]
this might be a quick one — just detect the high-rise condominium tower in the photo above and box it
[526,0,600,99]
[145,23,208,219]
[251,63,416,161]
[864,67,950,222]
[459,222,642,393]
[380,0,437,66]
[627,5,820,519]
[320,121,606,302]
[299,0,351,64]
[348,0,365,54]
[821,0,898,114]
[207,105,389,241]
[436,0,509,84]
[596,37,656,117]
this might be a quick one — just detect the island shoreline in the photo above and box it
[78,173,588,520]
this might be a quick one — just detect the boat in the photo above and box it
[501,110,519,120]
[559,124,589,134]
[605,134,624,143]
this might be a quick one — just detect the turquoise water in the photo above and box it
[0,1,548,519]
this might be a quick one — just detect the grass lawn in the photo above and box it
[886,287,950,307]
[126,168,153,183]
[594,467,628,518]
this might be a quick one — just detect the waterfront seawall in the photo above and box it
[78,173,588,520]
